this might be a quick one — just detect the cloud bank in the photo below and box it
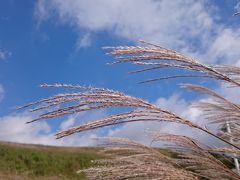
[34,0,240,65]
[0,112,99,147]
[35,0,215,51]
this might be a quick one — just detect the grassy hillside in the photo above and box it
[0,141,104,180]
[0,141,235,180]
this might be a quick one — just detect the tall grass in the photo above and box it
[19,41,240,179]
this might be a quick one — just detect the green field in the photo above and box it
[0,141,104,180]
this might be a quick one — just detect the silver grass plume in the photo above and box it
[18,83,240,150]
[149,132,240,180]
[105,40,240,87]
[78,137,198,180]
[182,84,240,126]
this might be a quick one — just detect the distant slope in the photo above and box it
[0,141,104,180]
[0,141,234,180]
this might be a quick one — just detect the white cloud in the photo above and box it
[235,1,240,12]
[155,94,188,114]
[60,109,106,130]
[0,84,5,102]
[205,28,240,65]
[0,49,11,61]
[34,0,51,26]
[35,0,216,50]
[217,83,240,104]
[0,113,51,144]
[76,33,91,50]
[60,115,77,130]
[0,112,102,147]
[35,0,240,66]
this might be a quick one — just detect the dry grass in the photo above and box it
[17,83,240,151]
[182,84,240,126]
[150,132,240,179]
[18,41,240,179]
[105,40,240,87]
[79,137,198,180]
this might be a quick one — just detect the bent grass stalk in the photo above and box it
[18,83,240,151]
[17,41,240,178]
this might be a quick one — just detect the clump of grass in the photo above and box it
[79,137,198,180]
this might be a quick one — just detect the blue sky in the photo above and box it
[0,0,240,146]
